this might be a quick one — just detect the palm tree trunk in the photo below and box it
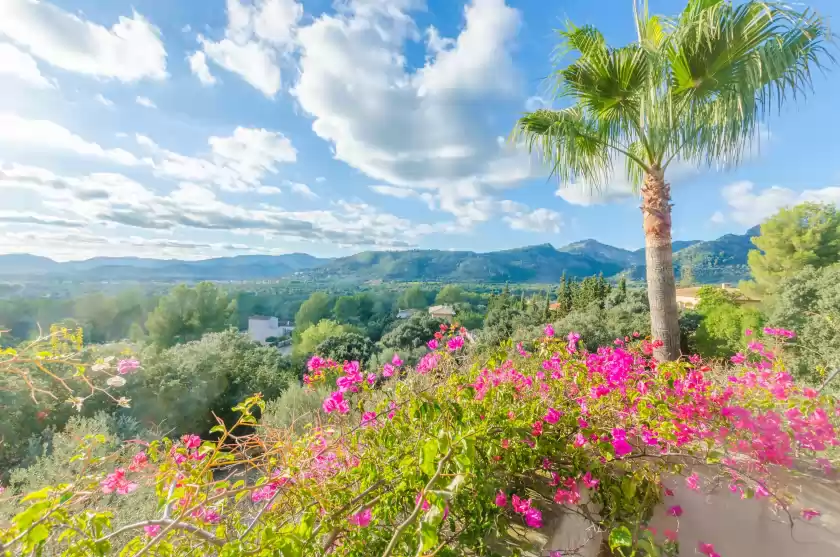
[641,166,680,361]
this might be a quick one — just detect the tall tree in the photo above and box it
[295,292,333,331]
[146,283,236,348]
[742,203,840,299]
[515,0,831,360]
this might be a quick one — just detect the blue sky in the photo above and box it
[0,0,838,261]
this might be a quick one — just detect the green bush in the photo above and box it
[260,382,330,434]
[315,332,375,364]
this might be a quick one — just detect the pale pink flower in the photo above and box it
[391,353,403,367]
[117,358,140,375]
[802,509,821,521]
[101,468,137,495]
[144,524,161,537]
[685,472,701,491]
[348,508,372,527]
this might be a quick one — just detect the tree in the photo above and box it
[146,283,236,348]
[294,320,352,358]
[515,1,831,360]
[398,285,428,310]
[435,285,464,306]
[379,313,441,352]
[295,292,332,331]
[742,203,840,299]
[693,286,763,358]
[332,295,361,325]
[316,333,375,365]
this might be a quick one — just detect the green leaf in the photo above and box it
[420,439,438,477]
[418,520,440,553]
[621,477,637,500]
[609,526,633,552]
[27,523,49,546]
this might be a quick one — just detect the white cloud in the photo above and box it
[524,95,549,111]
[502,206,562,233]
[290,182,317,198]
[256,185,283,195]
[95,93,114,107]
[0,0,166,82]
[187,51,217,85]
[0,211,84,228]
[0,112,139,166]
[0,163,427,249]
[0,42,53,88]
[292,0,533,203]
[136,96,157,108]
[198,0,302,97]
[315,176,326,183]
[137,126,297,191]
[720,180,840,226]
[710,211,725,224]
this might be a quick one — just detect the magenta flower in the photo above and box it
[745,328,753,337]
[361,411,377,428]
[181,434,201,449]
[581,471,599,489]
[685,472,701,491]
[698,542,720,557]
[144,524,161,538]
[544,324,555,338]
[664,529,678,541]
[101,468,137,495]
[543,407,562,424]
[366,372,377,386]
[566,332,581,354]
[416,352,441,374]
[573,432,587,448]
[129,451,148,472]
[348,508,372,527]
[523,507,543,528]
[447,336,464,351]
[667,505,683,517]
[382,363,395,377]
[391,353,403,367]
[427,339,439,350]
[494,491,507,507]
[322,391,350,414]
[511,494,530,513]
[532,421,543,436]
[117,358,140,375]
[307,355,325,371]
[611,428,633,457]
[802,509,821,521]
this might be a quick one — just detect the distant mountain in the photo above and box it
[0,229,760,285]
[0,253,328,281]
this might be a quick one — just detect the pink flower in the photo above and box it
[307,355,325,371]
[322,391,350,414]
[427,339,439,350]
[801,509,821,521]
[573,432,587,448]
[391,353,403,367]
[382,363,395,377]
[685,472,701,491]
[129,451,148,472]
[447,336,464,351]
[494,491,507,507]
[664,529,678,541]
[524,507,543,528]
[366,372,377,386]
[544,407,562,424]
[501,439,510,449]
[144,524,161,538]
[532,421,543,436]
[581,472,599,489]
[511,494,531,514]
[544,324,555,338]
[611,428,632,457]
[101,468,137,495]
[361,411,377,428]
[698,542,720,557]
[348,508,372,527]
[566,332,581,353]
[416,352,441,374]
[181,434,201,449]
[667,505,683,517]
[117,358,140,375]
[664,487,674,496]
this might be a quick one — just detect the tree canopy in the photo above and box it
[145,283,236,348]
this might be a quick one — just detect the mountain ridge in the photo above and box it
[0,228,760,284]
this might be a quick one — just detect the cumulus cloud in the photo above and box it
[292,0,533,204]
[198,0,302,97]
[720,180,840,226]
[137,126,296,192]
[290,182,317,198]
[0,112,140,166]
[136,96,157,108]
[0,0,166,82]
[256,185,283,195]
[0,42,53,88]
[95,94,114,107]
[502,206,562,233]
[710,210,725,224]
[0,211,84,228]
[187,51,217,85]
[0,163,429,249]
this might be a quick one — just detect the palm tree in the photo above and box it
[515,0,832,361]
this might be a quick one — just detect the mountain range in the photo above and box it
[0,226,760,284]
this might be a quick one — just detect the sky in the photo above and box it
[0,0,839,262]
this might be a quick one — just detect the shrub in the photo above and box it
[260,382,330,434]
[4,326,837,557]
[315,332,375,365]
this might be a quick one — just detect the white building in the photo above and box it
[396,308,418,319]
[247,316,294,344]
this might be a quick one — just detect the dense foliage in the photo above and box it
[146,283,237,348]
[2,324,837,556]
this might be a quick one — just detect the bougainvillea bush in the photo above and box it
[1,325,837,556]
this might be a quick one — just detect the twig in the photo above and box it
[96,519,223,546]
[380,445,455,557]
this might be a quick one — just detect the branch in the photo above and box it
[97,519,224,546]
[380,445,455,557]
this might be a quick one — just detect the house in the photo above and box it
[396,308,418,319]
[428,305,456,319]
[247,316,294,344]
[675,284,759,310]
